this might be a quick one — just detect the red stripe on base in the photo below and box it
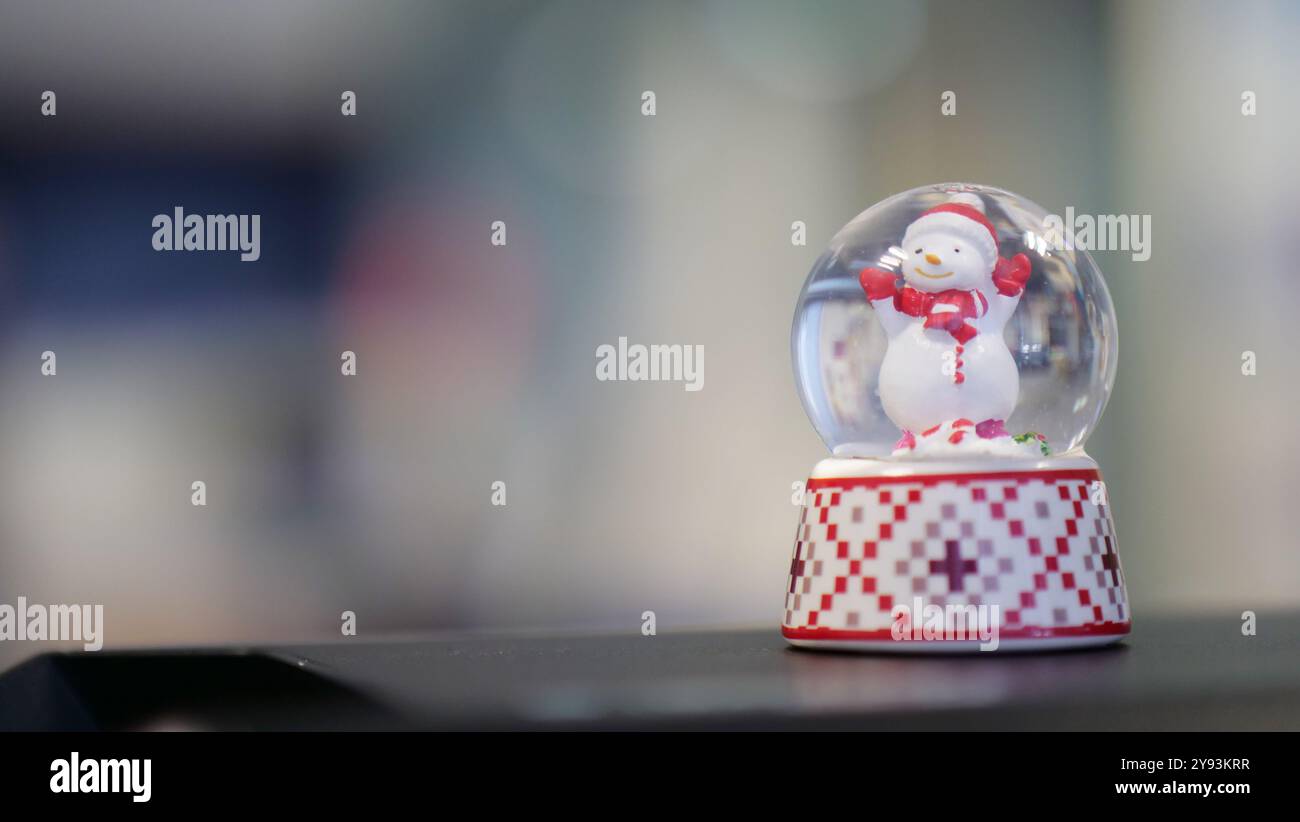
[782,621,1130,641]
[806,468,1100,491]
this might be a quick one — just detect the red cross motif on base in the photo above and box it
[930,539,978,592]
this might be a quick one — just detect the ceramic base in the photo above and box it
[782,455,1130,653]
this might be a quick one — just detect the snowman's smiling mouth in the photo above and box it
[915,267,954,279]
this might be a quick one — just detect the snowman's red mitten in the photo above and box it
[860,267,899,302]
[992,253,1031,296]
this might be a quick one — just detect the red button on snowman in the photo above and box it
[859,192,1034,455]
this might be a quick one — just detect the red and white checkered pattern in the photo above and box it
[782,467,1129,641]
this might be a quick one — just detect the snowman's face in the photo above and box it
[900,229,989,292]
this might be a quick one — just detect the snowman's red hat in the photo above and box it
[903,192,1000,266]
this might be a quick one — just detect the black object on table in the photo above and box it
[1,612,1297,731]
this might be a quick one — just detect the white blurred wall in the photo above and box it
[1108,0,1300,611]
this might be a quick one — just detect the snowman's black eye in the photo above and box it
[954,248,960,253]
[914,248,922,254]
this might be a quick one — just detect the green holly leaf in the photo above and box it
[1013,431,1051,455]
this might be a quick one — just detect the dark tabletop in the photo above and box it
[2,612,1297,730]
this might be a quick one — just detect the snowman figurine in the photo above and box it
[859,193,1032,453]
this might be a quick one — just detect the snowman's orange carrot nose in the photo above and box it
[924,253,942,265]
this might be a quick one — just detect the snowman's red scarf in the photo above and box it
[859,254,1031,345]
[895,287,987,344]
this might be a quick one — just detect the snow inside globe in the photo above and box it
[792,182,1117,459]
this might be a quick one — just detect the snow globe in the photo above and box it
[784,183,1128,652]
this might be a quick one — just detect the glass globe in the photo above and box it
[792,182,1117,459]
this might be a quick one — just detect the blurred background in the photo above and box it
[1,0,1297,670]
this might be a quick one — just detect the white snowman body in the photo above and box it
[867,193,1025,434]
[878,310,1019,433]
